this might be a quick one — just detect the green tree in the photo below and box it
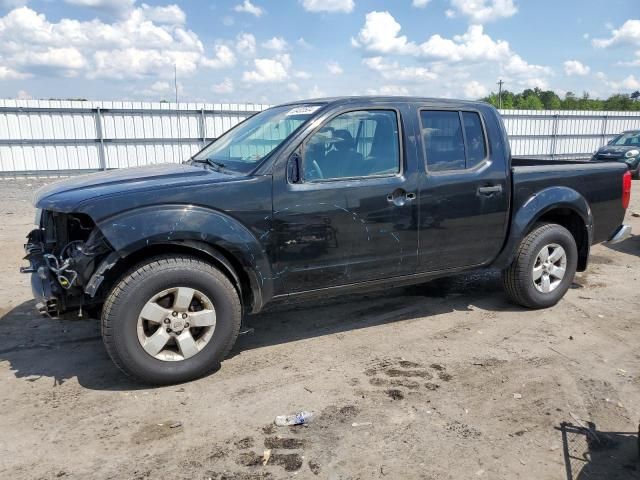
[480,87,640,111]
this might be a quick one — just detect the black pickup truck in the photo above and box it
[22,97,633,384]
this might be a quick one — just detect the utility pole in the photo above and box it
[497,79,504,109]
[174,64,179,104]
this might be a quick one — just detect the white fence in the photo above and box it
[1,99,640,176]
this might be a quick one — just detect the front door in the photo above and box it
[272,106,419,293]
[417,108,509,272]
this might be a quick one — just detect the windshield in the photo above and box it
[192,104,324,173]
[610,132,640,147]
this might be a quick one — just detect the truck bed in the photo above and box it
[510,157,628,243]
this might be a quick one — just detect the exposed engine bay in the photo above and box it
[22,210,113,316]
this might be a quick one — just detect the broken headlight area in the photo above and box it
[21,210,113,316]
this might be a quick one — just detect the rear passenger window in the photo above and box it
[420,110,487,172]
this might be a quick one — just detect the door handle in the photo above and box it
[477,185,502,195]
[387,189,416,206]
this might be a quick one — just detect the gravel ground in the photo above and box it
[0,177,639,480]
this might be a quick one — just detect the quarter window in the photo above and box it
[304,110,400,181]
[420,110,487,172]
[462,112,487,168]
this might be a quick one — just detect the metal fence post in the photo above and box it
[601,114,608,147]
[550,114,559,160]
[199,107,206,146]
[94,107,107,171]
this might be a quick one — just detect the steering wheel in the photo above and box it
[306,159,324,181]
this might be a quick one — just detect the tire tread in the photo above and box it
[101,255,241,384]
[502,223,573,309]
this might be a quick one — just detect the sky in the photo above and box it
[0,0,638,104]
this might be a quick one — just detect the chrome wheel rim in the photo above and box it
[532,243,567,293]
[136,287,216,362]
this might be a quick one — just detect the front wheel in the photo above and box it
[101,256,241,385]
[502,223,578,309]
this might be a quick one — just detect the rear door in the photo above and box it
[272,103,420,293]
[417,107,509,272]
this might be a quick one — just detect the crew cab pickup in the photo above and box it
[22,97,633,384]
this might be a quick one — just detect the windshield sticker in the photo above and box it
[286,106,321,116]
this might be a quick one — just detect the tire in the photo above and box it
[102,256,241,385]
[502,223,578,309]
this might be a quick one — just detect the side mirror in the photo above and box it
[287,153,301,183]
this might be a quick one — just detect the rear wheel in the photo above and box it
[502,223,578,309]
[102,256,241,385]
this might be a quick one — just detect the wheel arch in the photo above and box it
[97,241,264,313]
[493,186,593,271]
[88,205,275,313]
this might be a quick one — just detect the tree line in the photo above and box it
[481,88,640,111]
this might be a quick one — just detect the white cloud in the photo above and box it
[352,11,418,55]
[16,89,31,99]
[0,6,233,80]
[64,0,135,17]
[563,60,590,76]
[308,84,326,97]
[297,37,312,48]
[502,53,551,77]
[354,13,550,89]
[262,36,288,51]
[294,70,312,79]
[242,54,291,83]
[607,74,640,91]
[139,3,186,25]
[138,80,175,96]
[593,20,640,48]
[236,32,256,56]
[0,65,29,79]
[201,44,236,69]
[300,0,354,13]
[363,56,436,81]
[234,0,263,17]
[326,61,343,74]
[463,80,488,98]
[420,25,511,61]
[617,50,640,67]
[212,77,234,94]
[14,47,88,73]
[366,85,410,95]
[447,0,517,23]
[412,0,430,7]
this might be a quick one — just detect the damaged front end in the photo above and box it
[21,210,113,317]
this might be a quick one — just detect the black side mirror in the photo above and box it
[287,153,301,183]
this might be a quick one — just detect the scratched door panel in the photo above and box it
[272,176,419,292]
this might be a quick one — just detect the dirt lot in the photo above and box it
[0,178,639,480]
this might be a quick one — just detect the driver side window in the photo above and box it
[303,110,400,181]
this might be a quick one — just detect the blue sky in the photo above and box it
[0,0,638,103]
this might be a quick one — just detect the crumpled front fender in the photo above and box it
[96,204,275,311]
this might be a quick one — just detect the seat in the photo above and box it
[364,116,399,175]
[319,129,363,179]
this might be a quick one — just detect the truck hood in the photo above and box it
[34,163,238,212]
